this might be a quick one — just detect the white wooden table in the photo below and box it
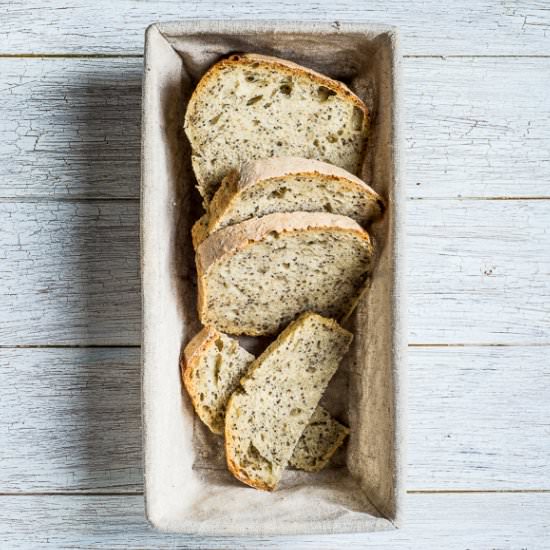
[1,2,549,548]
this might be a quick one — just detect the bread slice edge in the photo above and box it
[205,156,384,238]
[224,312,352,489]
[196,212,373,336]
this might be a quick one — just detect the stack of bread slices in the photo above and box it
[181,53,383,491]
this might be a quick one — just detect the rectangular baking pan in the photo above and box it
[141,20,406,535]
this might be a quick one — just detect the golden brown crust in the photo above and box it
[224,391,276,492]
[197,211,371,275]
[206,169,241,235]
[205,157,384,240]
[196,213,373,335]
[181,326,223,432]
[240,53,368,117]
[234,156,375,193]
[241,313,352,388]
[191,215,210,250]
[224,313,351,488]
[225,458,275,491]
[185,53,370,140]
[182,325,219,367]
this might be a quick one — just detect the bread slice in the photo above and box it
[190,157,383,248]
[288,406,349,472]
[182,326,254,434]
[182,326,349,471]
[184,53,370,202]
[225,312,352,490]
[196,212,374,336]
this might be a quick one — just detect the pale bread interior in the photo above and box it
[188,157,383,248]
[183,329,254,434]
[225,313,352,490]
[184,54,369,202]
[182,325,349,473]
[197,212,373,336]
[288,406,349,472]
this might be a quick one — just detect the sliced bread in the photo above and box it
[196,212,374,336]
[182,326,349,471]
[288,406,349,472]
[190,157,383,247]
[182,326,254,434]
[184,53,370,202]
[225,312,353,490]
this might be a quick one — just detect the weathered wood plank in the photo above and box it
[0,201,140,346]
[1,347,547,492]
[0,58,141,199]
[408,346,550,490]
[2,0,550,55]
[1,57,549,199]
[0,348,142,492]
[408,198,550,344]
[0,493,548,548]
[405,57,550,199]
[1,199,549,345]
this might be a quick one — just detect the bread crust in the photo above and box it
[191,214,209,250]
[242,312,352,377]
[185,53,369,141]
[196,212,373,335]
[205,157,384,239]
[224,313,352,489]
[185,324,349,483]
[197,211,370,275]
[236,156,374,193]
[182,325,220,368]
[184,53,370,201]
[181,325,224,433]
[224,390,278,491]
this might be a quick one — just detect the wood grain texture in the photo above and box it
[1,347,547,492]
[0,58,141,199]
[2,0,550,55]
[405,57,550,199]
[0,201,140,345]
[408,198,550,344]
[0,1,548,545]
[0,348,142,492]
[0,493,548,548]
[408,346,550,490]
[1,199,548,345]
[2,57,550,199]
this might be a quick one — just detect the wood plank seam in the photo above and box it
[1,199,549,344]
[0,346,547,491]
[1,57,549,199]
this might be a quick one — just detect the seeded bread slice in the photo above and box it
[182,325,349,470]
[225,312,353,490]
[288,406,349,472]
[184,53,370,202]
[190,157,383,248]
[209,157,383,232]
[196,212,374,336]
[182,326,254,434]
